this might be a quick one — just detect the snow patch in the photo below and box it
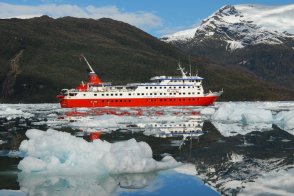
[18,129,180,174]
[226,40,244,51]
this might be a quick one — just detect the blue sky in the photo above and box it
[0,0,293,37]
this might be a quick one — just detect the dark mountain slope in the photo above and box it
[0,16,292,103]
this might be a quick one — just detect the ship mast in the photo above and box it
[81,54,95,74]
[177,61,187,78]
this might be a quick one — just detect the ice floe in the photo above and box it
[18,129,180,174]
[212,102,272,123]
[274,110,294,133]
[0,106,33,120]
[239,168,294,196]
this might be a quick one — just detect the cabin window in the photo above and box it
[150,93,153,95]
[169,93,172,95]
[83,94,86,96]
[179,93,181,95]
[150,87,152,89]
[111,94,113,96]
[137,93,140,95]
[169,87,172,89]
[164,93,166,95]
[142,93,144,95]
[146,87,148,89]
[188,92,191,95]
[174,93,176,95]
[155,87,157,89]
[106,94,109,96]
[154,93,157,95]
[164,87,166,89]
[183,93,185,95]
[115,94,118,96]
[198,92,200,94]
[120,93,122,96]
[94,94,97,96]
[128,93,131,96]
[102,94,104,96]
[159,87,162,89]
[179,86,181,89]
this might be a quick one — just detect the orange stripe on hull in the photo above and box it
[59,96,219,108]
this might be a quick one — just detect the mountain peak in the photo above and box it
[162,4,294,51]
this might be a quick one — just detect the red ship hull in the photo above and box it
[59,95,219,108]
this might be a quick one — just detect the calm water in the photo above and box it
[0,102,293,195]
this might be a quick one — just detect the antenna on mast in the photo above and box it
[80,54,95,74]
[177,60,187,78]
[189,55,192,77]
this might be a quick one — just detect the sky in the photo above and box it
[0,0,293,37]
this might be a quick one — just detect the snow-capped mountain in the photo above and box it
[161,4,294,91]
[161,4,294,51]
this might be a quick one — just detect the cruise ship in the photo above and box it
[56,56,223,108]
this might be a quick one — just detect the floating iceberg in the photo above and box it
[274,110,294,132]
[212,102,272,124]
[18,129,180,174]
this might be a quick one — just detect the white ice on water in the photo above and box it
[212,102,272,123]
[0,106,33,119]
[18,129,180,174]
[239,168,294,196]
[274,110,294,133]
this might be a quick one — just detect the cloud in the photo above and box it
[0,3,162,30]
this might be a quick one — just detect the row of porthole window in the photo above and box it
[94,98,201,103]
[171,130,201,133]
[91,92,201,97]
[145,86,200,89]
[147,98,200,102]
[154,124,196,127]
[169,80,200,83]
